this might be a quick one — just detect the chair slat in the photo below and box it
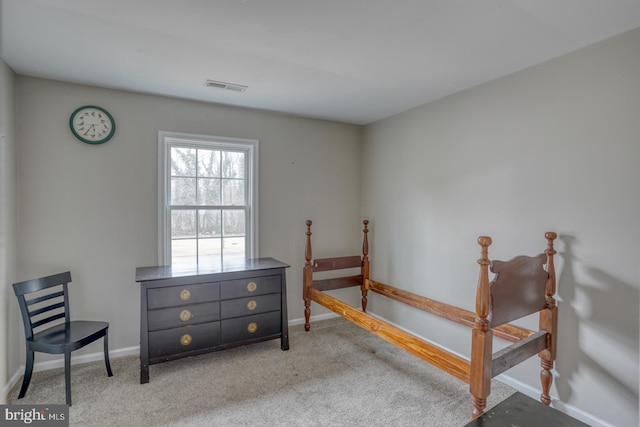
[29,301,65,318]
[31,312,66,329]
[26,290,64,307]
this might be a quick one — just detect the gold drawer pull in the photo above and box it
[247,322,258,333]
[180,289,191,301]
[247,281,258,292]
[247,300,257,311]
[180,334,192,346]
[179,309,192,321]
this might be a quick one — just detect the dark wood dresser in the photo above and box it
[135,258,289,384]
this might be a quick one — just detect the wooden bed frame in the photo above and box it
[303,220,558,418]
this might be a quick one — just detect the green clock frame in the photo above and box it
[69,105,116,145]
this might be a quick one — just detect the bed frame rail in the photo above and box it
[313,255,362,271]
[367,279,534,342]
[309,287,472,383]
[491,331,549,377]
[312,274,363,292]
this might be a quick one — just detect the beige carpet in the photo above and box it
[8,317,515,426]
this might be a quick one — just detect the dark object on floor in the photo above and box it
[462,392,590,426]
[13,271,113,406]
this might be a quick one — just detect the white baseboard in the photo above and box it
[288,312,338,326]
[3,314,611,427]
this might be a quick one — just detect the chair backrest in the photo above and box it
[13,271,72,340]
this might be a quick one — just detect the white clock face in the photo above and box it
[70,106,115,144]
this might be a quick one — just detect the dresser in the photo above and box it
[135,258,289,384]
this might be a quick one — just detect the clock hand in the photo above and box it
[83,124,96,136]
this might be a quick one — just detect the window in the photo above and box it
[159,131,258,268]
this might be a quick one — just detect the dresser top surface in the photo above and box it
[135,257,289,282]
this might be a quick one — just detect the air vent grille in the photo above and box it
[205,80,248,92]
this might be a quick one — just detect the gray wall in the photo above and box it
[362,28,640,427]
[10,76,362,376]
[0,58,17,403]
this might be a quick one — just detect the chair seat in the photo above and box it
[28,321,109,354]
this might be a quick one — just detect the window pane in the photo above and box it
[222,179,244,205]
[223,210,245,237]
[197,178,221,206]
[171,210,196,238]
[197,149,220,178]
[171,147,196,176]
[163,134,256,267]
[222,151,245,178]
[198,238,222,267]
[171,239,197,268]
[223,237,245,261]
[171,177,196,205]
[198,210,221,237]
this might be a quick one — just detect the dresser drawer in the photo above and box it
[220,275,281,299]
[221,311,281,344]
[147,282,220,309]
[148,322,221,358]
[148,302,220,332]
[221,293,281,319]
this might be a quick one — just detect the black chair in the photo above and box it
[12,271,113,406]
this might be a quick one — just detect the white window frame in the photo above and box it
[158,131,259,266]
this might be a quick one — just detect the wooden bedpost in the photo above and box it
[304,220,314,331]
[361,220,370,312]
[470,236,493,418]
[539,231,558,405]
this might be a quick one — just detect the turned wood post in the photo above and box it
[361,220,370,312]
[539,231,558,405]
[470,236,493,418]
[303,220,314,331]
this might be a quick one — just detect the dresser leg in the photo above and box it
[140,364,149,384]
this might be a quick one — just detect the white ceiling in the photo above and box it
[2,0,640,125]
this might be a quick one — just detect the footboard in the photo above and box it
[303,220,370,331]
[470,232,558,416]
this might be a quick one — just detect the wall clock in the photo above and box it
[69,105,116,144]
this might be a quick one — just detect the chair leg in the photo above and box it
[64,352,72,406]
[17,350,35,399]
[103,333,113,377]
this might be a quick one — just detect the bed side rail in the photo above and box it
[309,287,471,383]
[368,280,533,342]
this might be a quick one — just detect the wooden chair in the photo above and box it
[12,271,113,406]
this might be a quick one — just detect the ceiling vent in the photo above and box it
[205,79,248,92]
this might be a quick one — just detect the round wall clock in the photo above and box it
[69,105,116,144]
